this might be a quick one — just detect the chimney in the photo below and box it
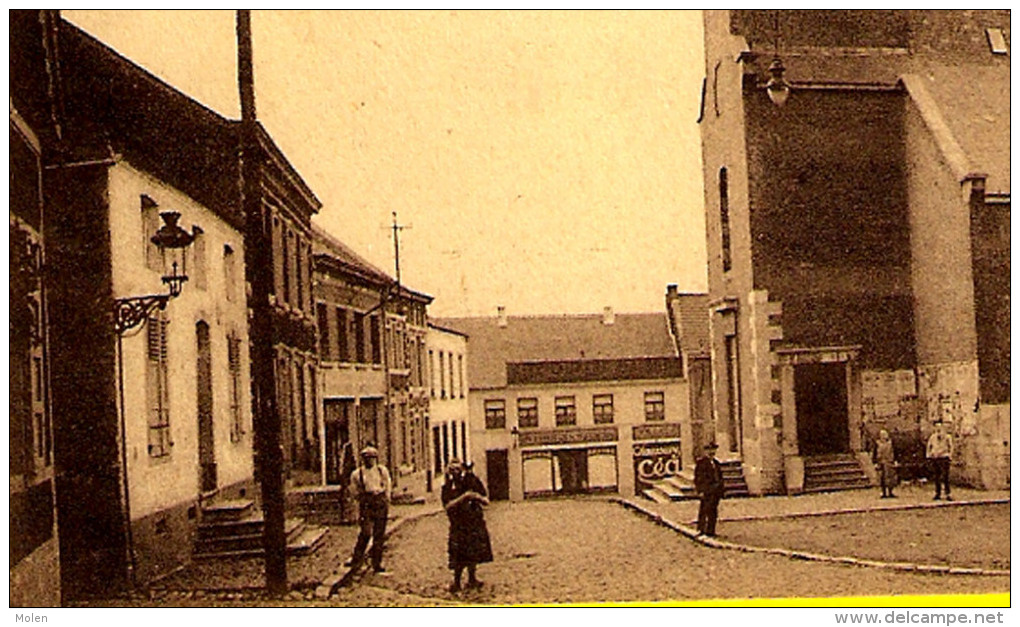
[497,306,507,328]
[666,284,678,299]
[602,306,615,326]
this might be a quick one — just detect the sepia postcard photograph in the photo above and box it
[8,8,1011,617]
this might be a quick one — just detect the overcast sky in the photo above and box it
[65,10,707,317]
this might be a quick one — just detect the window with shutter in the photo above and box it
[228,334,244,442]
[146,315,172,458]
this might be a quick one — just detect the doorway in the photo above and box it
[324,399,352,485]
[795,362,850,456]
[485,449,509,501]
[196,321,217,493]
[556,449,589,494]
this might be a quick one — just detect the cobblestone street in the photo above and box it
[361,498,1008,605]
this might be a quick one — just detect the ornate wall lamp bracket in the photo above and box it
[113,294,170,334]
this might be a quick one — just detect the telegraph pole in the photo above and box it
[237,9,287,594]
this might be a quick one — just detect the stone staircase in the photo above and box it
[286,485,346,526]
[720,460,750,497]
[194,499,328,560]
[802,454,871,493]
[641,461,750,502]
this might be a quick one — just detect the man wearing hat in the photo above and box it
[346,444,392,573]
[694,442,725,537]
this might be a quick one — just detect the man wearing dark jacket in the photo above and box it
[694,442,725,537]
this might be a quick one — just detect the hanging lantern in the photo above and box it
[766,57,791,107]
[151,211,195,298]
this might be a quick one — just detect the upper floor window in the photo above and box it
[191,226,207,290]
[439,352,447,399]
[644,391,665,422]
[484,399,506,429]
[370,315,382,365]
[317,302,330,361]
[458,355,465,398]
[336,307,349,361]
[428,349,435,397]
[223,244,238,302]
[517,397,538,429]
[720,167,732,273]
[141,195,162,272]
[592,394,614,424]
[555,396,576,427]
[354,312,366,363]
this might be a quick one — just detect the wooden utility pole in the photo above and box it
[237,9,287,594]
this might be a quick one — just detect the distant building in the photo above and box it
[438,308,688,501]
[699,10,1009,494]
[426,322,471,478]
[312,225,433,502]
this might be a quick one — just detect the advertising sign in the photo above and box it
[633,441,682,491]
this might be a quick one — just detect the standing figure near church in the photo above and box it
[926,421,954,501]
[874,429,898,498]
[694,442,725,537]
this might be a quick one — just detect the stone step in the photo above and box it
[195,518,304,553]
[288,526,329,556]
[200,499,254,522]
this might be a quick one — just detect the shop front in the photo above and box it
[519,426,619,498]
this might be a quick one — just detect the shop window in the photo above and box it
[517,397,539,428]
[644,391,665,422]
[484,399,506,429]
[555,396,576,427]
[593,394,614,424]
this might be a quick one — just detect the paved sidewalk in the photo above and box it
[646,483,1009,525]
[617,483,1010,578]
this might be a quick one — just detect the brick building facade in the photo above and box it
[699,10,1009,493]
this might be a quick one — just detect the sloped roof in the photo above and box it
[670,293,711,357]
[55,19,244,227]
[910,64,1010,195]
[312,223,394,286]
[435,313,678,389]
[311,223,432,302]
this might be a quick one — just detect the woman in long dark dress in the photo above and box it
[441,459,493,593]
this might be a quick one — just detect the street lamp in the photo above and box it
[765,10,791,107]
[110,208,194,589]
[113,211,195,333]
[766,57,791,107]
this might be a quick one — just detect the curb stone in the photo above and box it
[612,497,1010,577]
[707,497,1010,525]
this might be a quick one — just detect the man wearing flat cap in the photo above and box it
[694,442,725,537]
[346,444,392,574]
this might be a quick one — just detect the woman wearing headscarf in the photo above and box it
[441,459,493,593]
